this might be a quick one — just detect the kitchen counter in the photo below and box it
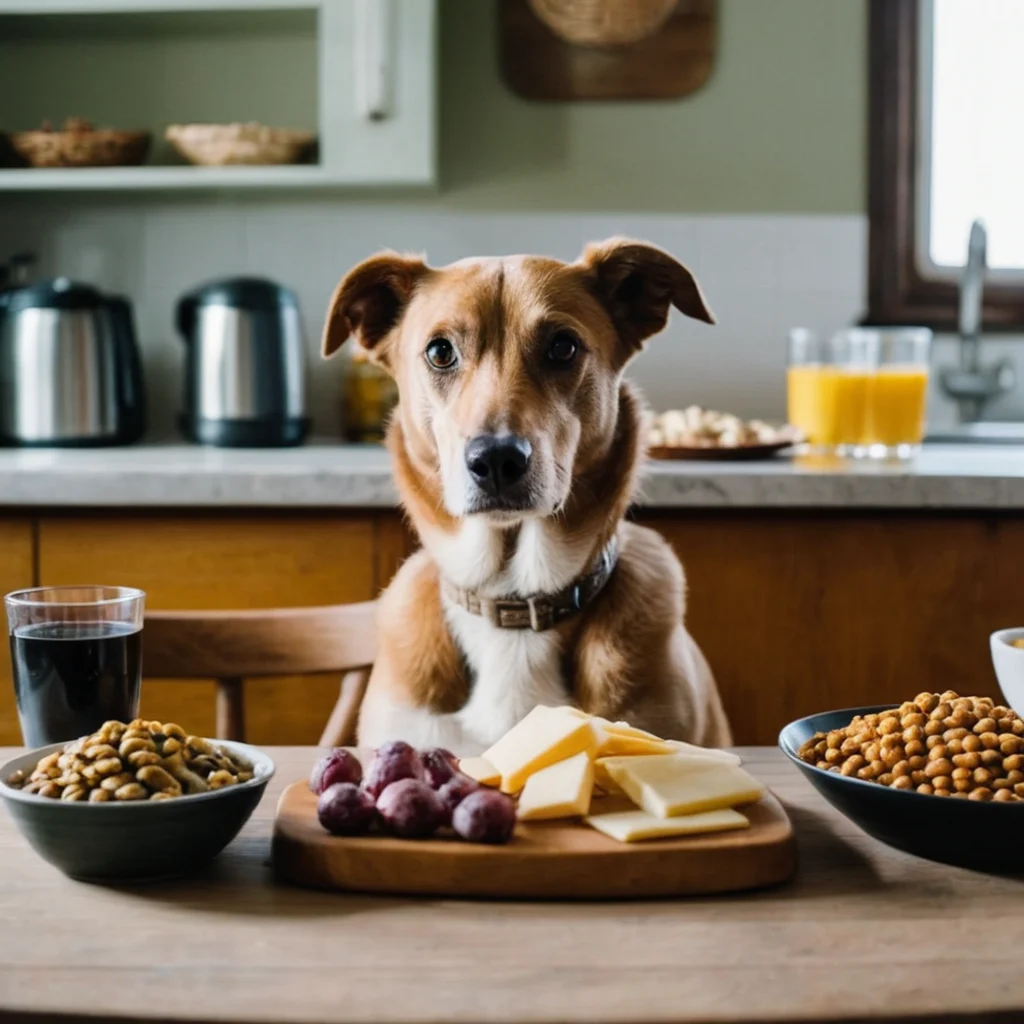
[1,441,1024,509]
[4,745,1024,1024]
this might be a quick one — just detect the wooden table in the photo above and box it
[3,747,1024,1024]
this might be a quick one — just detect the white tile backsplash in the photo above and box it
[0,200,884,437]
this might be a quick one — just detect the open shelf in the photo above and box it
[0,0,437,191]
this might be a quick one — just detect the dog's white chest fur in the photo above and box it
[359,517,596,755]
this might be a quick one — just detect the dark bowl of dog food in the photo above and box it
[0,736,274,882]
[780,699,1024,873]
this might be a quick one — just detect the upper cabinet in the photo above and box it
[0,0,436,190]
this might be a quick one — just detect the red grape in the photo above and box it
[420,747,458,789]
[309,749,363,795]
[363,741,423,798]
[376,779,445,839]
[437,774,480,820]
[452,789,516,844]
[317,782,377,836]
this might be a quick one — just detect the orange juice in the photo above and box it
[787,366,872,447]
[862,367,928,447]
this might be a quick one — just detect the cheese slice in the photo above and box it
[482,705,598,794]
[665,741,742,765]
[458,756,500,787]
[606,755,765,819]
[593,759,625,795]
[517,751,594,821]
[596,732,678,757]
[586,806,749,843]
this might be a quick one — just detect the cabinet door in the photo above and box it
[38,515,375,745]
[0,519,34,745]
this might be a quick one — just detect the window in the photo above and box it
[868,0,1024,328]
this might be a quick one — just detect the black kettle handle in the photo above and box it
[176,292,198,339]
[108,297,146,443]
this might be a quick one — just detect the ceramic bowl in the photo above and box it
[780,706,1024,872]
[991,628,1024,716]
[0,740,274,882]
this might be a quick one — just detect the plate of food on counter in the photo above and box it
[272,704,797,899]
[646,406,803,460]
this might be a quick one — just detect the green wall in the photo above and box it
[439,0,866,213]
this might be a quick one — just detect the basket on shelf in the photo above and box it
[3,118,150,168]
[165,123,316,167]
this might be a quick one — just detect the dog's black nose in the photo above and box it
[465,435,532,497]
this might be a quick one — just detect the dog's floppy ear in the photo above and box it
[579,237,714,352]
[321,252,429,359]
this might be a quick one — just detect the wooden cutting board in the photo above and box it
[272,782,797,900]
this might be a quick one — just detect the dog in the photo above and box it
[322,238,732,754]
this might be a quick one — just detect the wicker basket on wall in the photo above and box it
[527,0,678,45]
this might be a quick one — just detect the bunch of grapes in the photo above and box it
[309,742,515,844]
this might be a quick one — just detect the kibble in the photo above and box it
[797,693,1024,802]
[4,719,255,802]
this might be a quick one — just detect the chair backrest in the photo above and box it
[144,601,378,746]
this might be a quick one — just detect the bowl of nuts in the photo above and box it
[0,719,274,882]
[780,693,1024,872]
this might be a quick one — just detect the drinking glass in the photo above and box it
[5,586,144,746]
[855,328,933,459]
[787,328,878,454]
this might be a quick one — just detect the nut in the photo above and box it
[114,783,148,801]
[136,765,181,794]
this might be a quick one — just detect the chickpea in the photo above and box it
[981,749,1003,766]
[891,760,911,778]
[933,787,952,797]
[999,718,1016,733]
[993,778,1014,790]
[981,732,1001,749]
[994,788,1017,802]
[924,720,944,737]
[1004,754,1023,772]
[1007,770,1024,786]
[908,755,927,770]
[825,748,843,764]
[926,735,945,751]
[877,772,895,786]
[952,752,981,770]
[827,730,844,749]
[1015,783,1024,798]
[927,744,949,761]
[877,718,900,737]
[962,734,982,753]
[969,787,993,801]
[930,703,952,721]
[926,758,954,779]
[901,713,926,729]
[864,741,882,763]
[1013,719,1024,736]
[943,727,969,742]
[903,725,924,743]
[857,764,879,780]
[892,775,913,790]
[1002,735,1022,756]
[911,770,928,785]
[840,759,861,777]
[905,740,926,758]
[946,738,963,756]
[973,767,993,786]
[951,792,969,799]
[939,690,959,704]
[916,783,934,794]
[974,717,997,735]
[840,737,861,756]
[951,767,971,782]
[916,692,940,713]
[882,747,905,769]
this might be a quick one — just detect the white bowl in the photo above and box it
[990,628,1024,714]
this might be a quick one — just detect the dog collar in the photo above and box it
[442,535,619,632]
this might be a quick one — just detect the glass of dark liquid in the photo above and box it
[5,586,144,747]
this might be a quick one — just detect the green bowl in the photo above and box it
[0,739,274,882]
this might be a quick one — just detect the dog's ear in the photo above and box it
[321,252,429,359]
[579,238,714,352]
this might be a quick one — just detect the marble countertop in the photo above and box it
[0,441,1023,509]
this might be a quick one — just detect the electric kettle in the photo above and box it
[0,278,146,446]
[176,277,309,447]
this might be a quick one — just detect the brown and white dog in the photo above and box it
[322,238,731,754]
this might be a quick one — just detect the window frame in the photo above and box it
[867,0,1024,330]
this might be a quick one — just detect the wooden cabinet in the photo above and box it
[646,512,1024,744]
[0,520,35,745]
[1,508,1020,749]
[38,515,376,744]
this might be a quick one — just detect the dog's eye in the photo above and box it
[547,331,580,365]
[425,337,458,370]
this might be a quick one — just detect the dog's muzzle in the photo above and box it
[442,536,619,631]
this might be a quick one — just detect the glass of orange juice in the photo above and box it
[857,328,932,459]
[787,329,878,454]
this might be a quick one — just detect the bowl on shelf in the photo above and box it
[0,740,274,882]
[165,122,316,167]
[991,629,1024,716]
[3,118,150,168]
[780,705,1024,872]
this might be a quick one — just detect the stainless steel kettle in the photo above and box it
[176,277,309,447]
[0,278,145,447]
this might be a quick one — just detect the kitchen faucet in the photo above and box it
[939,219,1015,422]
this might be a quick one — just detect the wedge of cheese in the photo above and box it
[517,751,594,821]
[482,705,598,794]
[605,755,764,819]
[586,806,749,843]
[458,756,500,787]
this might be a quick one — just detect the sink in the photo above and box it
[926,422,1024,444]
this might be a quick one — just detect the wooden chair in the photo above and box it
[143,601,377,747]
